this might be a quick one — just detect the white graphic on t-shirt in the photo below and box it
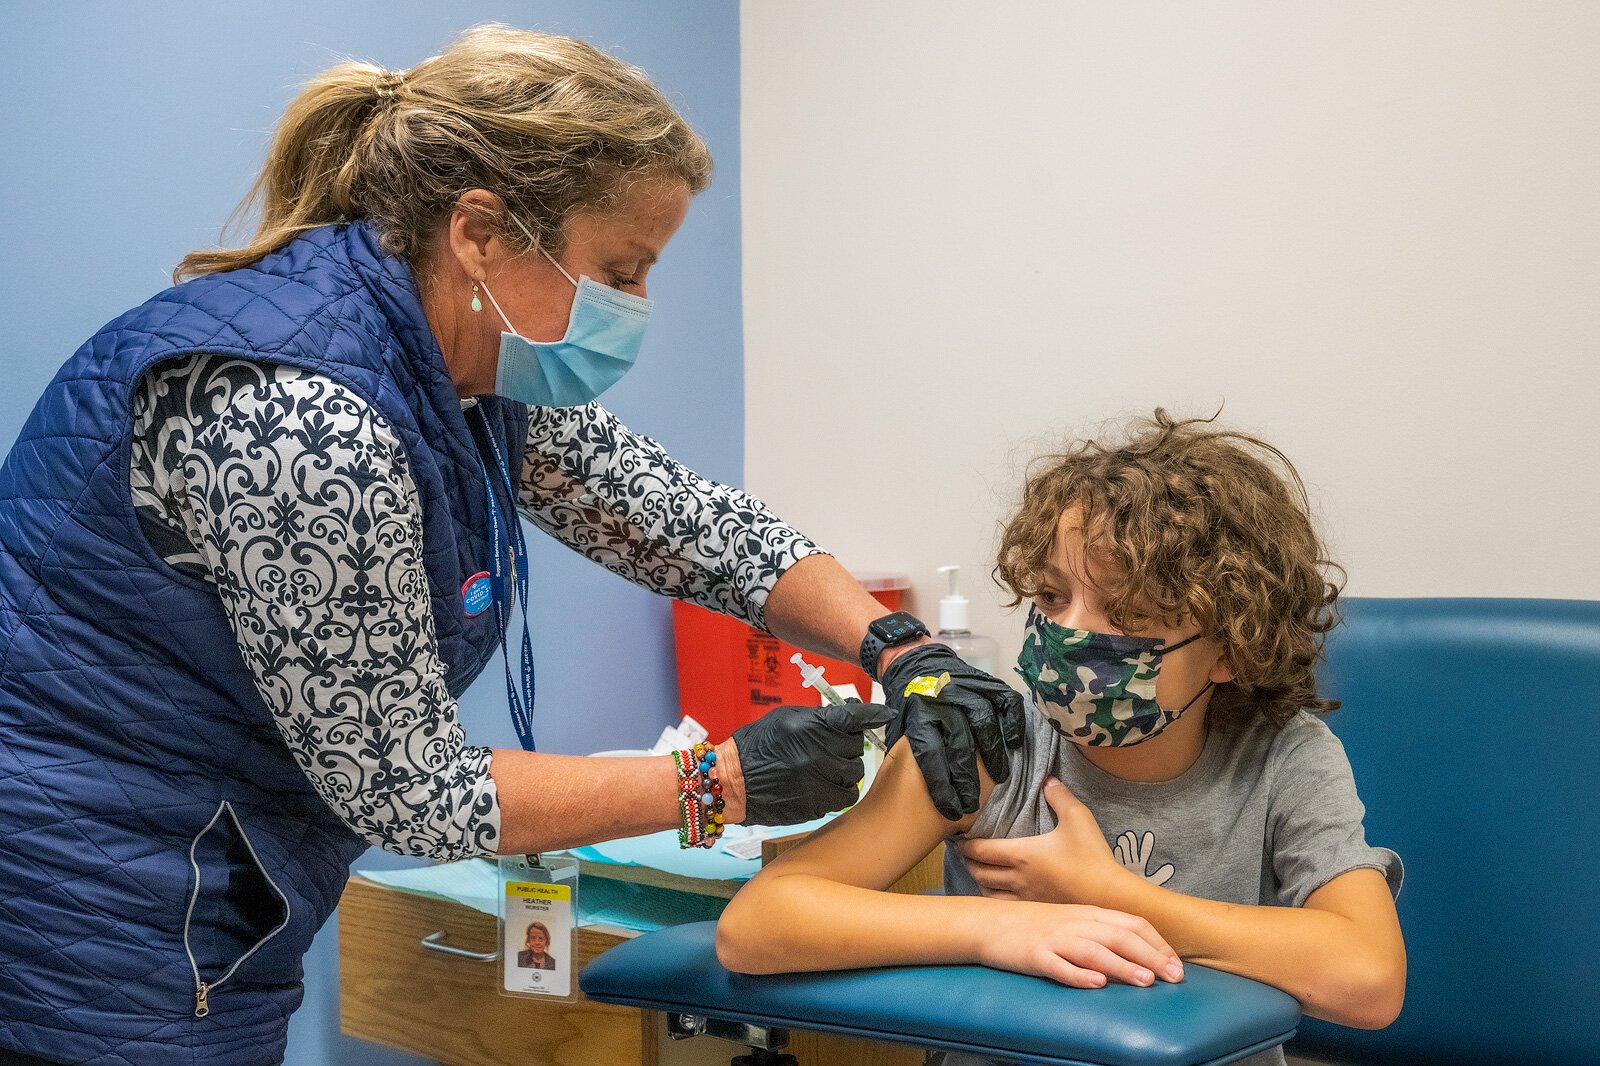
[1115,830,1175,886]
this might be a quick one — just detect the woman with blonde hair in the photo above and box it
[0,24,1059,1065]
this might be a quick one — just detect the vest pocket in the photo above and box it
[182,800,291,1017]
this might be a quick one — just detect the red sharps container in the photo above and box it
[670,572,909,740]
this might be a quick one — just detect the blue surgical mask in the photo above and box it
[479,233,652,408]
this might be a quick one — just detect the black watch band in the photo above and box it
[859,611,930,681]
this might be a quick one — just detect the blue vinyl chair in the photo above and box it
[1287,598,1600,1066]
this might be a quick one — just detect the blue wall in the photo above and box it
[0,3,742,1062]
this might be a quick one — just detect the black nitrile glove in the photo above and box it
[731,700,896,826]
[880,643,1027,820]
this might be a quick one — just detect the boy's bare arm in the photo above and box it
[716,739,970,973]
[958,777,1404,1028]
[716,740,1182,988]
[1115,868,1405,1029]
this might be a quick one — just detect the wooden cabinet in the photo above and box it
[338,840,944,1065]
[339,876,649,1066]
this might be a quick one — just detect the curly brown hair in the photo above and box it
[994,409,1345,729]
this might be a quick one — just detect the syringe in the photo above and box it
[791,653,887,752]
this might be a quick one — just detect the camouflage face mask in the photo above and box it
[1015,606,1212,748]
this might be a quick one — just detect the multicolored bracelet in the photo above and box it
[674,742,726,849]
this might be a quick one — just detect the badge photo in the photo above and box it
[497,854,579,1001]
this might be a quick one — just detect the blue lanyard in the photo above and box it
[473,406,537,753]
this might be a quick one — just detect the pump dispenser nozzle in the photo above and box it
[933,565,998,674]
[937,565,970,634]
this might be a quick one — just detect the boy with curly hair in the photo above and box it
[716,411,1404,1066]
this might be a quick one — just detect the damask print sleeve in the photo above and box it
[517,402,827,630]
[130,355,499,861]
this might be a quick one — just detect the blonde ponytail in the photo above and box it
[177,62,393,279]
[177,25,711,281]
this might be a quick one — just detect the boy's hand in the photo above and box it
[958,777,1132,905]
[978,900,1184,988]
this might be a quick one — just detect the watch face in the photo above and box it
[863,612,927,677]
[873,612,924,642]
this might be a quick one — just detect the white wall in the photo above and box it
[742,1,1600,655]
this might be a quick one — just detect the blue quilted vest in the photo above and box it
[0,222,525,1065]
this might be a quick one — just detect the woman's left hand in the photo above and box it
[879,643,1026,820]
[956,777,1131,905]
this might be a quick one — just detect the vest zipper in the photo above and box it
[182,800,292,1018]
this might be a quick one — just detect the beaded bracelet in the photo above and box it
[695,742,727,847]
[674,742,727,848]
[672,748,699,847]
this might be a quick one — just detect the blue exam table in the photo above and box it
[583,922,1299,1065]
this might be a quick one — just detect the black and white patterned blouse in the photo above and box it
[130,355,823,861]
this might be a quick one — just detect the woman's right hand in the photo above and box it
[730,702,897,825]
[978,901,1185,989]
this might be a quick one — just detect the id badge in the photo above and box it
[497,854,580,1001]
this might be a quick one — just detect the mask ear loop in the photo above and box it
[1156,632,1204,655]
[537,245,578,288]
[1158,629,1216,723]
[1123,678,1215,743]
[475,280,519,338]
[1172,678,1215,717]
[477,215,581,340]
[503,208,580,288]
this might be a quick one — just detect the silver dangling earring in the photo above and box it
[470,282,483,313]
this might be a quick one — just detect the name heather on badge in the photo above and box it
[498,854,580,1001]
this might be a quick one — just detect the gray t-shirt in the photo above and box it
[937,704,1403,1066]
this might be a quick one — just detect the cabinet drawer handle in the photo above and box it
[420,930,500,962]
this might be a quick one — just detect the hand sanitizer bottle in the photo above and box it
[935,565,998,675]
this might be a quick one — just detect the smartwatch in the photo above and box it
[858,611,930,680]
